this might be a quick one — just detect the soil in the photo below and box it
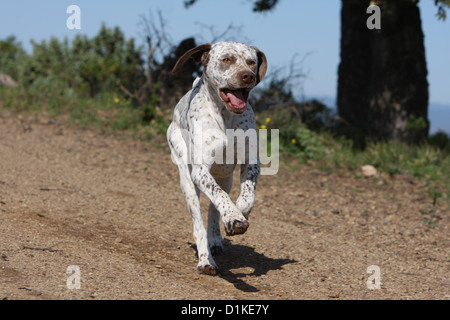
[0,110,448,300]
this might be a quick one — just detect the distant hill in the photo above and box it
[429,102,450,134]
[304,96,450,135]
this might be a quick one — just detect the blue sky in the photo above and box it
[1,0,449,132]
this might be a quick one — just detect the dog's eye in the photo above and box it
[222,58,232,63]
[248,60,257,66]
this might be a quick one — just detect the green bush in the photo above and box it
[1,24,145,102]
[0,36,26,79]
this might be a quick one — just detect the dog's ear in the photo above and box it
[251,46,268,84]
[172,43,212,74]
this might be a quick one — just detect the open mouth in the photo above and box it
[219,88,250,114]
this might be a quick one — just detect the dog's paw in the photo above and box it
[197,263,219,276]
[207,232,223,255]
[224,218,249,236]
[209,243,224,255]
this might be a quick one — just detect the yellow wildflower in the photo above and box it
[260,124,267,129]
[265,117,271,123]
[291,138,296,144]
[114,98,120,103]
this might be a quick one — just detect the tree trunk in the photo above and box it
[337,0,429,145]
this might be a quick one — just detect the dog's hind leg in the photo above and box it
[179,167,218,275]
[168,125,218,275]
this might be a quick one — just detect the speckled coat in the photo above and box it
[167,41,267,275]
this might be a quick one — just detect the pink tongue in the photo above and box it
[227,91,247,109]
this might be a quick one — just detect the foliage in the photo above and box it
[1,24,145,101]
[184,0,280,12]
[255,98,449,195]
[19,24,145,99]
[0,36,26,79]
[0,24,167,133]
[252,0,280,12]
[435,0,450,20]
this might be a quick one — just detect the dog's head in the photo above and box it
[172,41,267,115]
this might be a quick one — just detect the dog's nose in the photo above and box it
[240,71,255,84]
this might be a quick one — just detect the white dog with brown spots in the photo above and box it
[167,41,267,275]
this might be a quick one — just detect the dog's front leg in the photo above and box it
[207,175,233,254]
[191,164,249,236]
[236,162,260,219]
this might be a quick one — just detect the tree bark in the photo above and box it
[337,0,429,145]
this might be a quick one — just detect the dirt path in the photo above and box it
[0,110,448,300]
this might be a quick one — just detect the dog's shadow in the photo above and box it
[191,239,297,292]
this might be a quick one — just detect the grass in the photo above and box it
[257,108,449,207]
[0,86,169,140]
[307,131,449,206]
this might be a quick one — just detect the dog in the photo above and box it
[167,41,267,275]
